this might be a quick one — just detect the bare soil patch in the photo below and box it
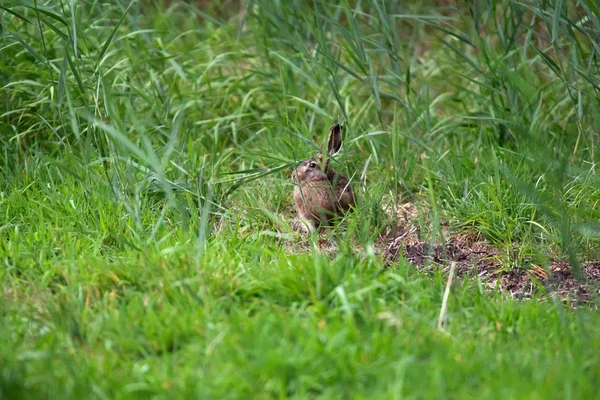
[381,202,600,308]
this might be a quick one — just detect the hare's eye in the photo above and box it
[309,162,317,169]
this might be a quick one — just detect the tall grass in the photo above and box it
[3,1,598,256]
[1,0,600,398]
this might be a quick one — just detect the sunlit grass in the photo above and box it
[1,0,599,398]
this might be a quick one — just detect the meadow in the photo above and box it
[1,0,600,398]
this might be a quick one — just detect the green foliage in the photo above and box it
[1,0,599,398]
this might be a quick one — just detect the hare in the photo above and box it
[291,123,355,233]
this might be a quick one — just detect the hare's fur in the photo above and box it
[292,124,355,232]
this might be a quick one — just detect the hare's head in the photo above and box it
[292,123,343,182]
[293,157,326,182]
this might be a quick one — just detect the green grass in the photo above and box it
[1,0,600,398]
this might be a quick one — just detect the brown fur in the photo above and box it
[292,124,355,232]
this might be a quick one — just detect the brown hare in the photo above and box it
[291,124,355,233]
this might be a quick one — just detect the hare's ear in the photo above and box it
[326,124,343,156]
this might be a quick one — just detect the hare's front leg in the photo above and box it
[292,215,317,234]
[293,186,318,234]
[292,216,316,233]
[299,217,316,233]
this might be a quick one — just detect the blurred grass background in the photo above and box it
[1,0,600,398]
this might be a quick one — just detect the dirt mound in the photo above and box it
[381,202,600,308]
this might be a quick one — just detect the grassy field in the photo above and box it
[2,0,600,398]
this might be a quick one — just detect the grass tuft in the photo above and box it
[1,0,599,397]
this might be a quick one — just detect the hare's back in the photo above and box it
[327,170,354,212]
